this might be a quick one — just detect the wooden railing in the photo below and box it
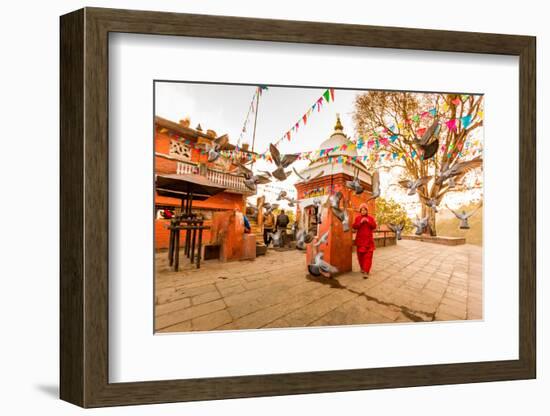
[176,162,199,175]
[176,161,199,175]
[176,161,251,193]
[206,168,250,193]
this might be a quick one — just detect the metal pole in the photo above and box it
[250,87,260,168]
[174,229,180,272]
[197,225,203,269]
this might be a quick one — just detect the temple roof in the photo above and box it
[316,114,358,158]
[294,115,372,191]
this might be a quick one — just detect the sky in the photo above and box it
[155,82,483,214]
[155,81,361,208]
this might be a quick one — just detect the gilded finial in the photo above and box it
[334,113,343,131]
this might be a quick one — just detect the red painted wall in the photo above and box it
[154,127,247,251]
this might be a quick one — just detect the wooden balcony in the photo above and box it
[176,161,252,194]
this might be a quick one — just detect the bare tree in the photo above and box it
[353,91,483,236]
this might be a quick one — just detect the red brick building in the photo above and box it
[154,116,254,249]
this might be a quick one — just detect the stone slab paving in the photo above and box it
[155,240,482,333]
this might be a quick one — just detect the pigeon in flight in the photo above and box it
[388,222,405,240]
[366,169,380,202]
[205,135,229,163]
[327,192,350,231]
[412,215,429,235]
[293,167,324,184]
[286,198,299,207]
[276,190,298,207]
[295,229,315,250]
[307,252,339,277]
[446,203,482,229]
[314,231,329,247]
[313,197,324,224]
[237,163,271,191]
[345,168,364,195]
[263,202,279,215]
[244,175,271,192]
[419,192,445,213]
[436,156,483,188]
[398,176,432,196]
[269,143,299,181]
[414,118,440,160]
[246,202,259,216]
[276,190,288,201]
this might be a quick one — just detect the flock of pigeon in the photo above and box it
[392,154,483,235]
[220,130,481,274]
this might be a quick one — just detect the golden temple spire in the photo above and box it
[334,113,344,132]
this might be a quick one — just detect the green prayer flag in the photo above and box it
[323,89,331,103]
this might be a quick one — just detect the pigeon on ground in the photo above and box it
[345,168,364,195]
[412,215,429,235]
[388,222,405,240]
[270,229,283,247]
[293,167,324,184]
[269,143,299,181]
[398,176,432,196]
[308,252,339,277]
[446,203,482,229]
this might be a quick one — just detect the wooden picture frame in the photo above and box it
[60,7,536,408]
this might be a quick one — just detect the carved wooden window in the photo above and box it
[169,139,192,161]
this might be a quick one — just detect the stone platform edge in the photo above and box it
[401,235,466,245]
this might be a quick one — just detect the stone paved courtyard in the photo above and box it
[155,240,482,333]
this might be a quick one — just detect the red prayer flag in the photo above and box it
[445,119,458,132]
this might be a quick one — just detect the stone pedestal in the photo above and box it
[242,234,257,260]
[210,210,244,262]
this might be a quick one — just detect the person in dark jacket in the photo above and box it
[352,203,377,278]
[276,210,290,247]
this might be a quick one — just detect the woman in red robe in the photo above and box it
[352,203,377,278]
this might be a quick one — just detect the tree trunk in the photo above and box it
[428,208,437,236]
[421,204,438,236]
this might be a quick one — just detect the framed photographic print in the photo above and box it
[60,7,536,408]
